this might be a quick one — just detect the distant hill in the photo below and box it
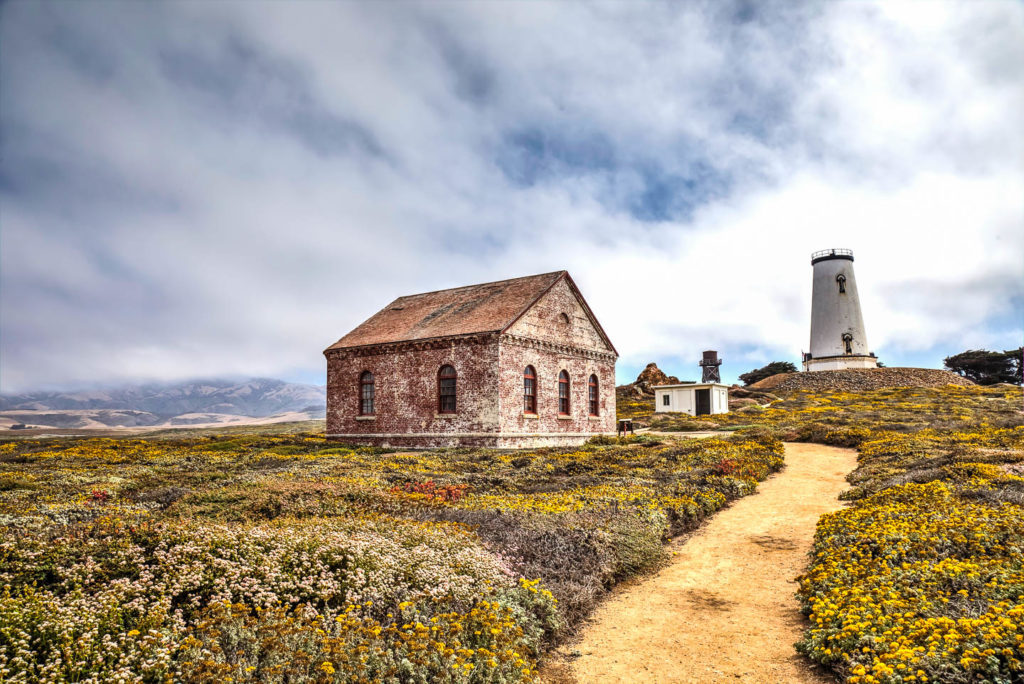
[0,378,326,430]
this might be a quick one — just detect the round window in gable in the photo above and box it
[558,312,570,325]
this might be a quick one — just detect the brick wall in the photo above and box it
[497,275,616,446]
[325,336,500,446]
[497,337,616,447]
[505,278,611,352]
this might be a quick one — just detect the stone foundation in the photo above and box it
[803,355,879,372]
[325,431,614,449]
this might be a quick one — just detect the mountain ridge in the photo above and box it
[1,378,326,429]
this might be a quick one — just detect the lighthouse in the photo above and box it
[803,249,879,371]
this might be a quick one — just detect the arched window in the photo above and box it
[359,371,375,415]
[558,370,570,415]
[836,274,847,294]
[523,366,537,414]
[438,365,457,413]
[842,333,853,354]
[588,374,599,416]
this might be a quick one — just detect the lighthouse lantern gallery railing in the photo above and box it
[810,248,854,263]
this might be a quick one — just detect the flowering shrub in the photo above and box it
[712,458,739,476]
[178,593,549,683]
[641,384,1023,441]
[392,480,471,502]
[89,488,111,504]
[844,426,1024,501]
[772,386,1024,684]
[796,481,1024,683]
[0,430,782,681]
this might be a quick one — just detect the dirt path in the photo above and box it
[554,443,857,684]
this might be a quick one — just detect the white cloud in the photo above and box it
[1,1,1021,391]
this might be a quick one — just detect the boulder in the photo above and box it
[728,397,761,410]
[634,362,681,395]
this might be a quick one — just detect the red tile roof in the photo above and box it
[326,271,567,350]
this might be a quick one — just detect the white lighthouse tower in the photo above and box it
[803,249,879,371]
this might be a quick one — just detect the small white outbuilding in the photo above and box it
[653,383,729,416]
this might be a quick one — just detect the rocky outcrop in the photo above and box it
[748,367,973,393]
[633,363,682,395]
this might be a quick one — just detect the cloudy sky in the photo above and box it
[2,1,1021,391]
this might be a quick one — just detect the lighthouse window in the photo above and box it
[842,333,853,354]
[836,274,847,293]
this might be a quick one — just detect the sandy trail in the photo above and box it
[557,442,857,684]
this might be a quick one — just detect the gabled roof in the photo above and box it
[326,271,566,351]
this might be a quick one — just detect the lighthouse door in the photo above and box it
[695,388,711,416]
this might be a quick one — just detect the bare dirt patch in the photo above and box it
[546,443,856,683]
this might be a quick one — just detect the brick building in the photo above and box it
[323,271,617,447]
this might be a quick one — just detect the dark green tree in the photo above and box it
[739,361,798,386]
[943,348,1022,385]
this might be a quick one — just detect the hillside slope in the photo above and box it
[748,367,972,392]
[0,378,325,429]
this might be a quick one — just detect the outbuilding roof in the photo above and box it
[327,270,602,351]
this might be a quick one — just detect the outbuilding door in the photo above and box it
[695,388,711,416]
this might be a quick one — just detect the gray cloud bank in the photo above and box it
[2,1,1022,391]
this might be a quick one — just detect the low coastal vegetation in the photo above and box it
[647,384,1022,438]
[2,382,1020,683]
[795,420,1024,684]
[0,431,782,682]
[623,382,1023,683]
[668,383,1023,684]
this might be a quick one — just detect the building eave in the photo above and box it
[324,331,499,356]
